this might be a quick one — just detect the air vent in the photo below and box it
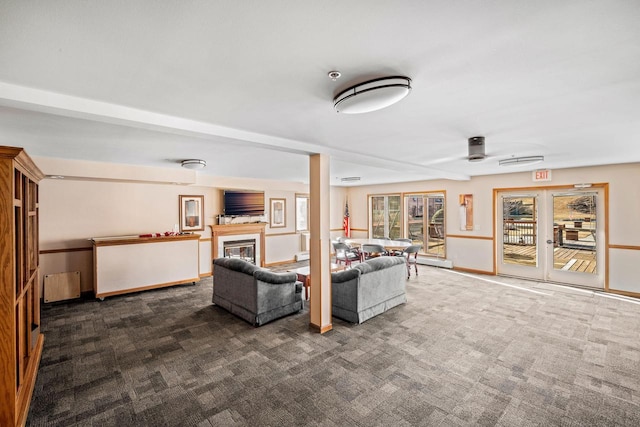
[468,136,486,162]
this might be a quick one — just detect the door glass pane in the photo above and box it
[502,196,537,266]
[553,194,597,273]
[426,196,445,257]
[371,196,385,238]
[406,196,424,247]
[371,195,401,239]
[387,196,401,239]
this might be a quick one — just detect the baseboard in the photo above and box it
[417,257,453,269]
[454,266,495,275]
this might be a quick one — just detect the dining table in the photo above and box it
[343,238,412,251]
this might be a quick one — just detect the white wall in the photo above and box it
[39,178,216,292]
[346,163,640,295]
[36,157,349,293]
[36,155,640,296]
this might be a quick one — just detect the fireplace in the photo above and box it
[223,239,256,264]
[210,223,266,267]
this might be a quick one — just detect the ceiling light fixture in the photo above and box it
[181,159,206,170]
[333,76,412,114]
[498,156,544,167]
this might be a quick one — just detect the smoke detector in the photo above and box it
[468,136,486,162]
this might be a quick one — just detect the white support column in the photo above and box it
[309,153,332,333]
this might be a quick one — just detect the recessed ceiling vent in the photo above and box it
[468,136,486,162]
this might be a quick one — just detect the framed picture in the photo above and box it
[180,195,204,232]
[269,198,286,228]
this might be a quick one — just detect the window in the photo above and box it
[295,194,309,232]
[405,193,446,257]
[369,194,401,239]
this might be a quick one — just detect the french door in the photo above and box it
[497,188,605,288]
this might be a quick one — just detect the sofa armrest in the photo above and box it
[253,270,300,315]
[331,268,360,283]
[213,263,259,312]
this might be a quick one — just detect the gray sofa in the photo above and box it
[212,257,303,326]
[331,256,406,324]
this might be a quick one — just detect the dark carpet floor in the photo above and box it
[27,264,640,426]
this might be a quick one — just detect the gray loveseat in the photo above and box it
[212,257,303,326]
[331,256,406,324]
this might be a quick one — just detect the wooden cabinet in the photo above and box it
[0,146,44,426]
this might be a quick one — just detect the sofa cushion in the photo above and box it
[355,256,405,274]
[213,257,262,275]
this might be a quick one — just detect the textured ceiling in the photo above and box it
[1,1,639,185]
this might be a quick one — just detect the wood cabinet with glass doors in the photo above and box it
[0,146,44,426]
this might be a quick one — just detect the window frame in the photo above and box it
[368,193,402,239]
[295,193,309,232]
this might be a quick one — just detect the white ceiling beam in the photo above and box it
[0,82,469,180]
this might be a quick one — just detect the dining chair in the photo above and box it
[390,238,412,256]
[402,244,422,278]
[361,243,388,260]
[333,242,360,268]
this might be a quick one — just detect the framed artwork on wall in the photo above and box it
[270,198,286,228]
[180,195,204,232]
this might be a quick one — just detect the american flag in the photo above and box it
[343,200,351,238]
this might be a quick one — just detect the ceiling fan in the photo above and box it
[420,136,543,166]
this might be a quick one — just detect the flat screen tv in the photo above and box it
[223,190,265,216]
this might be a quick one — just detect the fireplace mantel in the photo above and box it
[210,223,266,267]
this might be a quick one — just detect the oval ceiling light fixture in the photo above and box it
[498,155,544,167]
[333,76,412,114]
[181,159,206,170]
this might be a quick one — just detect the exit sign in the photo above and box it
[533,169,552,181]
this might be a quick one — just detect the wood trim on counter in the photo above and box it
[92,233,200,247]
[43,235,211,255]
